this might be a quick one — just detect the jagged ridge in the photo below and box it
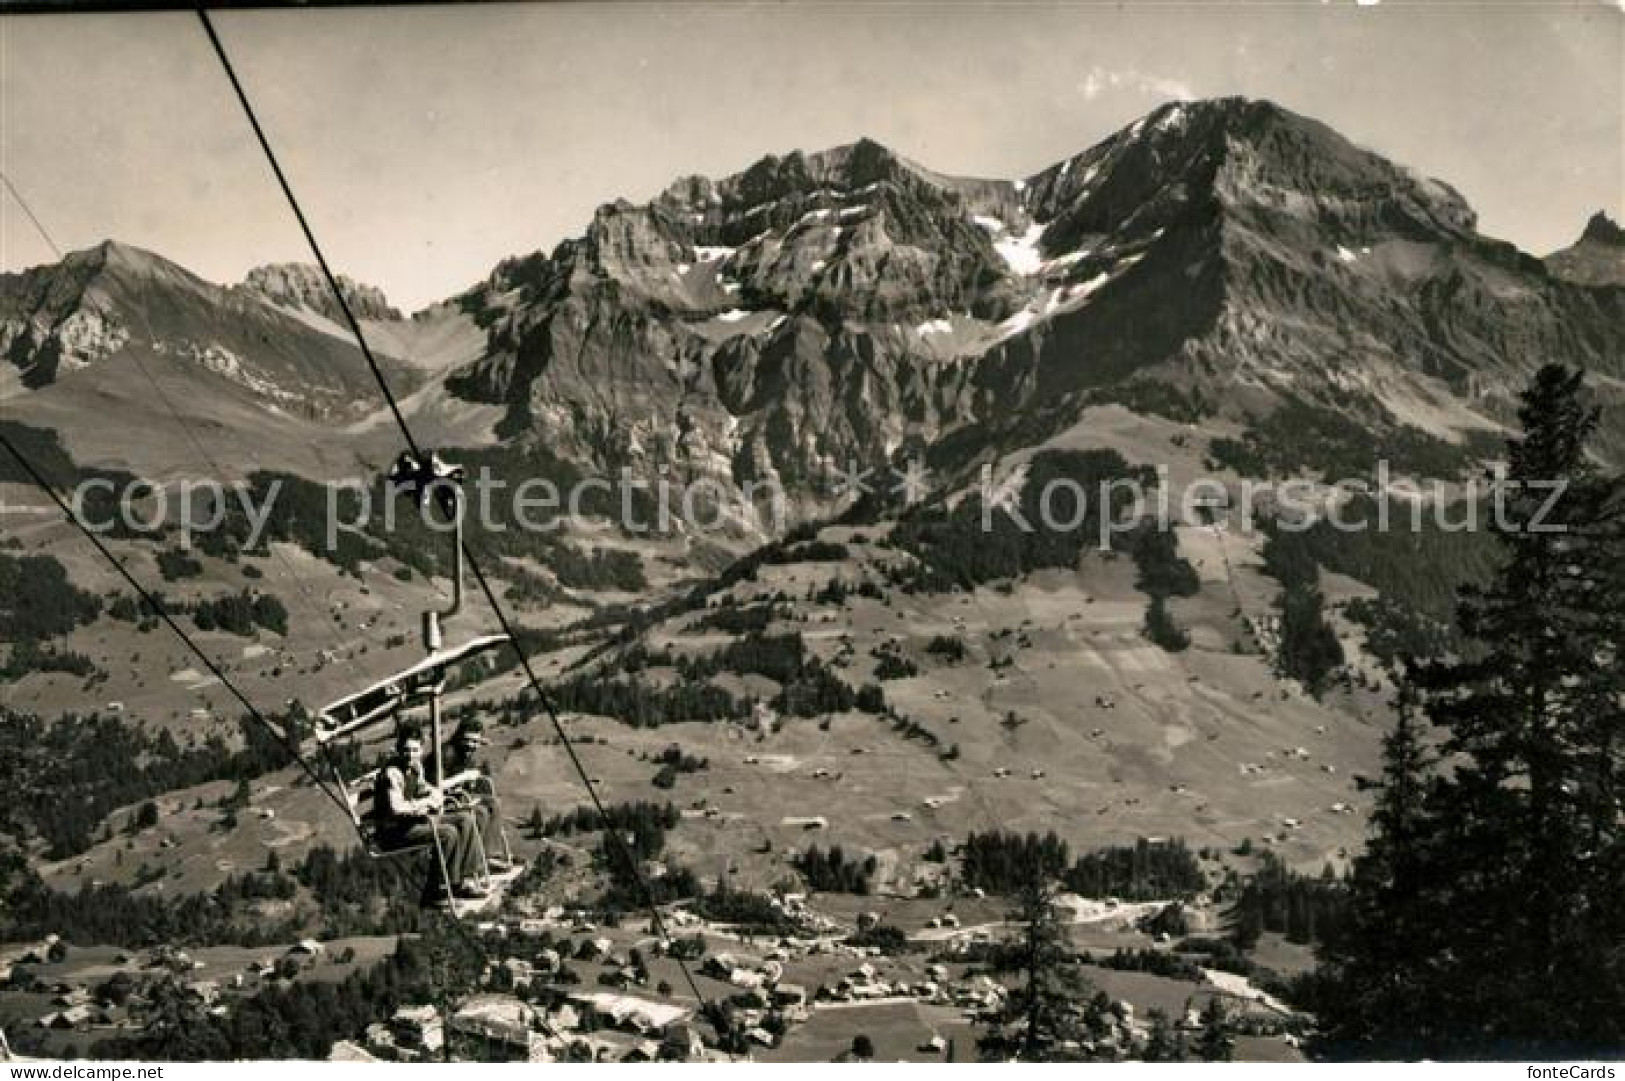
[441,97,1625,503]
[239,263,402,323]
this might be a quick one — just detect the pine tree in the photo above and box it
[1314,364,1625,1057]
[1276,583,1344,695]
[1421,364,1622,1050]
[1313,678,1443,1053]
[1141,1008,1184,1062]
[134,977,231,1060]
[977,872,1102,1061]
[1143,594,1190,652]
[1194,998,1234,1062]
[1561,392,1625,1027]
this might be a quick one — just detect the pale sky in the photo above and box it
[2,2,1621,312]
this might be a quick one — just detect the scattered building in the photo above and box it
[373,1003,444,1060]
[450,995,542,1061]
[568,992,692,1037]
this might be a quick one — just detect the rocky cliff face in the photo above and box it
[240,262,402,322]
[442,138,1042,512]
[442,98,1625,512]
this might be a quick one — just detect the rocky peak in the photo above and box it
[706,138,909,209]
[474,137,1026,326]
[8,240,197,304]
[800,137,913,189]
[1545,210,1625,287]
[1580,211,1625,246]
[1023,97,1476,260]
[0,241,176,386]
[240,262,401,322]
[83,238,165,274]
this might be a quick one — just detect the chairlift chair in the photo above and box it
[308,450,523,916]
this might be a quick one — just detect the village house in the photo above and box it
[771,982,809,1020]
[37,1006,97,1030]
[449,995,545,1061]
[658,1023,707,1062]
[566,992,692,1040]
[368,1003,444,1060]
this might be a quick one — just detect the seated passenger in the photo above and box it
[435,717,511,871]
[374,722,487,905]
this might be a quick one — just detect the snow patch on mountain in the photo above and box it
[1156,104,1187,132]
[158,339,299,405]
[53,308,130,367]
[989,222,1047,276]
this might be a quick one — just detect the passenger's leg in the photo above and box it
[461,805,491,880]
[394,821,455,902]
[448,812,483,888]
[439,818,469,883]
[473,799,505,865]
[486,794,509,861]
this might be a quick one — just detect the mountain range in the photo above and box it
[4,96,1623,499]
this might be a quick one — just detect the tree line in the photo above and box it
[1260,528,1345,697]
[0,708,304,859]
[888,448,1166,592]
[960,831,1208,903]
[794,844,877,894]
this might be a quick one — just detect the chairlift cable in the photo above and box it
[1,171,60,261]
[0,429,352,819]
[194,12,424,464]
[196,9,723,1026]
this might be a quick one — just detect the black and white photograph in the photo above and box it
[0,0,1621,1067]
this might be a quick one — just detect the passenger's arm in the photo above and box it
[381,768,441,817]
[445,769,486,791]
